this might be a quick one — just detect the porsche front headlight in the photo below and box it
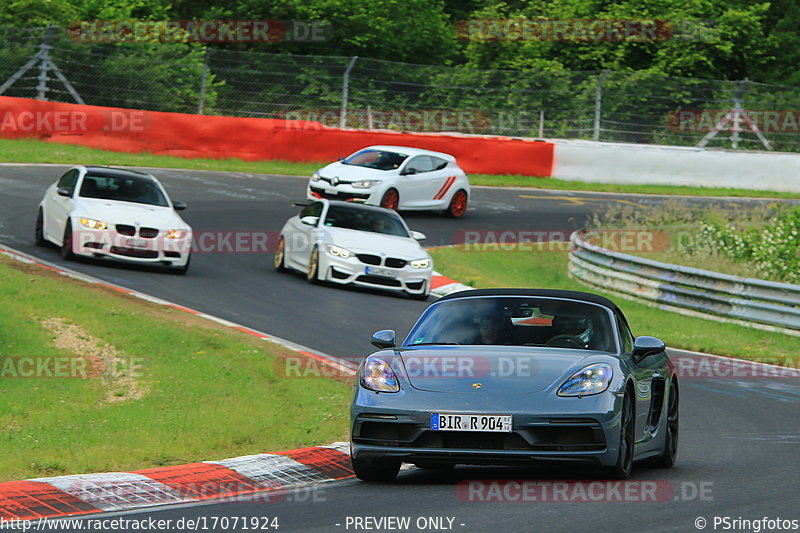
[361,356,399,392]
[80,217,107,230]
[410,258,431,269]
[557,363,613,397]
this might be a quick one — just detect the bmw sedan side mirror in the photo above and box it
[371,330,396,349]
[172,201,187,211]
[632,336,666,361]
[300,216,319,226]
[56,187,73,197]
[410,231,426,241]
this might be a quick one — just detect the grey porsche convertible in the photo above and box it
[349,289,679,481]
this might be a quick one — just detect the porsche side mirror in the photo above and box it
[172,201,187,211]
[371,329,396,349]
[410,231,426,241]
[632,336,666,361]
[300,216,319,226]
[57,187,73,197]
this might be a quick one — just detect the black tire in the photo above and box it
[274,236,288,272]
[380,188,399,211]
[653,380,679,468]
[35,208,46,247]
[60,219,74,260]
[307,246,321,284]
[444,189,468,218]
[606,388,635,479]
[351,456,401,482]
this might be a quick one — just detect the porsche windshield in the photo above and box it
[405,297,616,351]
[79,174,169,207]
[324,205,409,237]
[342,149,408,170]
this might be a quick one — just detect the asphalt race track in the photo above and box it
[2,164,799,532]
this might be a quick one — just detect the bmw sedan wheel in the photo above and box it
[654,381,679,468]
[351,456,401,482]
[60,220,74,260]
[445,189,468,218]
[274,236,287,272]
[307,246,320,283]
[380,188,399,210]
[35,208,46,246]
[607,390,634,479]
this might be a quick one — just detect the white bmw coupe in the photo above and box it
[274,199,433,299]
[36,166,193,273]
[307,145,470,217]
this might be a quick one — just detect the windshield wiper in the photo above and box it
[409,342,460,346]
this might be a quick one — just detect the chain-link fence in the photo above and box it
[2,26,800,152]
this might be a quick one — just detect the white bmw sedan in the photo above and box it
[36,166,193,273]
[307,145,470,217]
[274,200,433,299]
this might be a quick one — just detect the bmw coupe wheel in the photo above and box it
[445,189,468,218]
[274,236,287,272]
[35,208,46,247]
[307,246,320,283]
[654,380,679,468]
[607,390,634,479]
[60,220,74,260]
[380,188,399,210]
[351,456,400,482]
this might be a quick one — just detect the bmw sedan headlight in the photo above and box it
[80,217,107,230]
[311,172,321,182]
[410,258,431,269]
[361,356,399,393]
[165,229,187,239]
[351,180,380,189]
[326,244,352,258]
[558,363,613,397]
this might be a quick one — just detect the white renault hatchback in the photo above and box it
[36,166,192,273]
[274,200,433,299]
[307,145,470,217]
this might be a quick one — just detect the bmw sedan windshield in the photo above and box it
[405,297,616,351]
[342,149,407,170]
[79,173,169,207]
[323,205,409,237]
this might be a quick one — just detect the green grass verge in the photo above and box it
[0,255,350,482]
[2,138,797,199]
[429,245,797,365]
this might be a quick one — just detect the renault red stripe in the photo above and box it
[433,176,456,200]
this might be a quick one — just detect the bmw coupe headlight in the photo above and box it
[558,363,613,397]
[311,172,321,182]
[410,258,431,269]
[165,229,186,239]
[80,217,107,230]
[361,356,399,393]
[326,244,351,258]
[351,180,380,189]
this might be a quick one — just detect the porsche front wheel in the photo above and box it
[606,389,634,479]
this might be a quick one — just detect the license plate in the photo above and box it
[365,266,395,277]
[431,413,512,433]
[127,238,147,248]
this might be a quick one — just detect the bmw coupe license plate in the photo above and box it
[365,266,395,277]
[430,413,512,433]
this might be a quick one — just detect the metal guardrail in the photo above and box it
[568,231,800,333]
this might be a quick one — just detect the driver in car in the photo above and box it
[547,316,594,349]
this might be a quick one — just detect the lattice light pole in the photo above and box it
[697,79,772,151]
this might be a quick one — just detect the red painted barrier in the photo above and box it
[0,96,554,177]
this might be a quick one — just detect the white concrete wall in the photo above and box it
[551,140,800,192]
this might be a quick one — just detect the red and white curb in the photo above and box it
[430,271,471,296]
[0,444,352,521]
